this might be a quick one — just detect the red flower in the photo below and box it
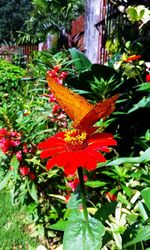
[67,176,87,191]
[106,192,117,202]
[29,172,36,180]
[38,129,117,176]
[0,128,21,153]
[124,55,141,62]
[20,166,30,176]
[145,74,150,82]
[52,104,61,114]
[16,151,22,161]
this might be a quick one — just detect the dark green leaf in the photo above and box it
[94,202,117,223]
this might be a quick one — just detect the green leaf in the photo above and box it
[121,185,132,198]
[106,157,140,166]
[49,219,66,231]
[107,148,150,166]
[94,202,117,223]
[128,96,150,113]
[138,201,149,221]
[10,155,19,182]
[63,210,105,250]
[137,83,150,93]
[69,48,92,72]
[85,180,107,188]
[0,171,12,190]
[27,181,38,202]
[127,7,138,22]
[141,188,150,211]
[67,192,82,209]
[140,148,150,162]
[124,225,150,247]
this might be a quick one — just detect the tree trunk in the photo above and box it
[84,0,101,63]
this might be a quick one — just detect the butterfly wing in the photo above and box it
[46,73,94,126]
[76,94,119,131]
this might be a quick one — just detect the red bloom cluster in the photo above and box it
[47,66,68,102]
[0,128,21,153]
[46,66,68,129]
[49,104,68,128]
[19,166,36,180]
[0,127,36,181]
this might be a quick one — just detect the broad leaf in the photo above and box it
[69,48,92,72]
[67,192,82,209]
[94,202,117,223]
[49,219,66,231]
[63,210,105,250]
[107,148,150,166]
[141,188,150,211]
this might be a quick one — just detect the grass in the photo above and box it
[0,189,40,250]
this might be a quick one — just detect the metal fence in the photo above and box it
[0,45,38,61]
[95,0,125,64]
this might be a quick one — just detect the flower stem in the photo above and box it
[77,167,88,222]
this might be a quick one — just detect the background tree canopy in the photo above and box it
[0,0,33,44]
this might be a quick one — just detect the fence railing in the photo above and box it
[0,45,38,61]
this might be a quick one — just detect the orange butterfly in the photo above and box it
[46,73,119,131]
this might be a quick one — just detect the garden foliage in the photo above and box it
[0,4,150,249]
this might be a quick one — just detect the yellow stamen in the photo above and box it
[64,129,87,144]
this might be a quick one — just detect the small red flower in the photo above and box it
[16,151,22,161]
[29,172,36,180]
[145,74,150,82]
[59,72,68,80]
[0,138,10,153]
[124,55,141,63]
[38,129,117,176]
[23,143,28,153]
[52,104,61,114]
[106,192,117,202]
[20,166,30,176]
[0,128,21,153]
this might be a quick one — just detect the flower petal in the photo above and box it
[87,133,117,148]
[87,149,106,163]
[64,151,86,175]
[46,152,70,170]
[40,147,65,159]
